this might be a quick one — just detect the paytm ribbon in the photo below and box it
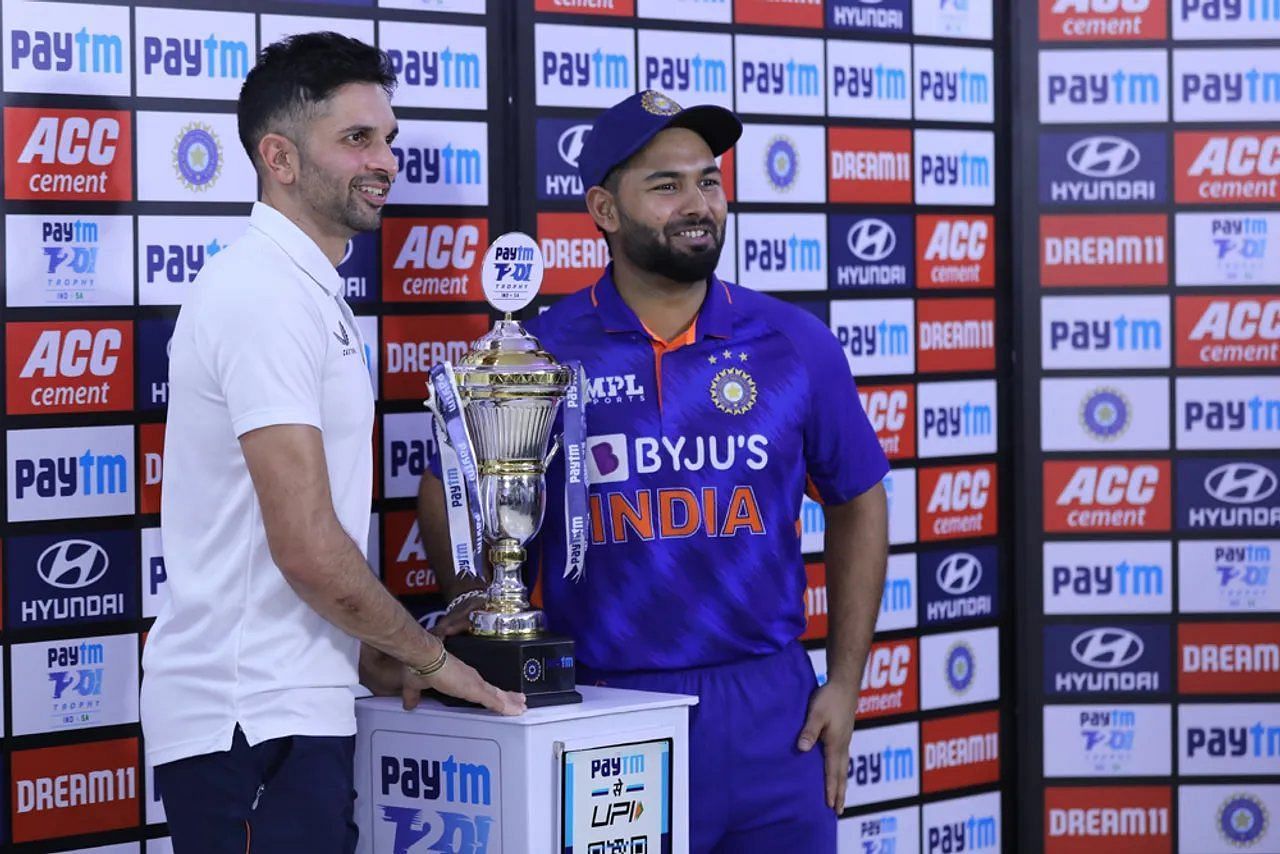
[562,362,589,582]
[427,364,484,579]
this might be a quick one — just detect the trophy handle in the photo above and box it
[544,434,561,468]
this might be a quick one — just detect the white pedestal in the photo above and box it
[354,686,697,854]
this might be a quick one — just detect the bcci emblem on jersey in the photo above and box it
[710,362,757,416]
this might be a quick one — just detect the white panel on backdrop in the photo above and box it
[734,35,826,117]
[388,119,489,206]
[378,21,488,110]
[142,527,168,620]
[383,412,435,500]
[6,214,134,307]
[826,40,913,120]
[1043,704,1172,778]
[920,626,1000,711]
[10,633,139,736]
[535,24,636,108]
[356,315,379,397]
[921,791,1001,854]
[147,838,175,854]
[1176,212,1280,287]
[735,124,826,203]
[134,8,255,100]
[136,112,257,203]
[715,213,737,284]
[638,0,732,23]
[7,425,135,522]
[913,44,994,123]
[1041,295,1171,370]
[1039,49,1169,124]
[1178,785,1280,853]
[1040,377,1170,451]
[1175,48,1280,122]
[1179,539,1280,614]
[914,129,995,206]
[1175,3,1280,41]
[77,845,140,854]
[1179,703,1280,776]
[916,379,998,458]
[845,721,920,808]
[913,0,993,40]
[137,216,247,307]
[830,298,916,377]
[884,467,917,546]
[879,552,919,632]
[1044,540,1173,614]
[1176,376,1280,449]
[3,2,131,96]
[637,29,734,110]
[800,493,824,553]
[839,805,921,854]
[380,0,486,10]
[261,16,375,47]
[737,212,827,291]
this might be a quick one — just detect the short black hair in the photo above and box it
[237,32,397,165]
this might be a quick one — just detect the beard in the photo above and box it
[297,151,386,234]
[616,207,725,284]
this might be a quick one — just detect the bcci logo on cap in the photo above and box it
[173,122,221,192]
[765,135,798,192]
[641,89,681,115]
[1218,793,1269,848]
[946,641,975,695]
[38,540,109,589]
[1080,387,1131,441]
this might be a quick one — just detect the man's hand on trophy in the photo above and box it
[401,654,528,716]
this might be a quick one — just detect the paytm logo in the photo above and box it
[913,0,994,38]
[878,553,919,632]
[137,215,241,306]
[831,298,915,377]
[1178,377,1280,449]
[737,212,826,292]
[1176,47,1280,122]
[923,793,1000,854]
[1180,539,1279,613]
[916,380,996,458]
[638,29,732,108]
[1180,703,1280,776]
[1040,49,1168,123]
[535,23,634,108]
[1175,0,1280,39]
[6,213,134,307]
[845,722,920,808]
[827,40,912,119]
[1043,705,1172,778]
[913,44,994,123]
[385,413,436,500]
[381,21,486,110]
[915,130,994,206]
[1044,540,1172,614]
[135,7,253,100]
[1176,211,1280,286]
[1042,295,1170,370]
[735,34,825,116]
[4,4,130,96]
[389,120,487,207]
[8,425,134,522]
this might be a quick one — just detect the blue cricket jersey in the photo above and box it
[525,266,889,673]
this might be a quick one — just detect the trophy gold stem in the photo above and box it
[469,537,547,638]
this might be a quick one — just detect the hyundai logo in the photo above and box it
[936,552,982,596]
[558,124,592,169]
[1070,627,1144,670]
[1205,463,1278,505]
[37,540,110,590]
[848,218,896,262]
[340,238,354,266]
[1067,136,1140,179]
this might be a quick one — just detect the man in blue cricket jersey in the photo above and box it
[419,90,889,852]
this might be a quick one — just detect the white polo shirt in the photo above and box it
[141,202,375,767]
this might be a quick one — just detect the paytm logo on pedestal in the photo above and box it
[737,212,826,291]
[915,130,994,206]
[827,40,912,120]
[913,44,994,123]
[735,34,825,116]
[1042,295,1170,369]
[1040,49,1169,123]
[135,7,254,100]
[1179,539,1280,614]
[1175,48,1280,122]
[637,29,733,110]
[831,298,916,377]
[3,2,130,96]
[1044,540,1172,614]
[536,24,635,107]
[389,120,488,207]
[379,21,487,111]
[1176,212,1280,287]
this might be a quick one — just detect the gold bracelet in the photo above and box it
[410,645,448,678]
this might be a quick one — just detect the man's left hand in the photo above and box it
[796,681,858,814]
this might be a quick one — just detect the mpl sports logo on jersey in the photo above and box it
[1176,48,1280,122]
[1040,0,1167,41]
[913,0,994,39]
[916,380,996,458]
[1177,296,1280,368]
[857,639,919,720]
[3,3,130,96]
[913,45,994,124]
[1177,377,1280,449]
[378,21,486,110]
[916,298,995,373]
[538,212,611,294]
[860,383,916,460]
[919,545,997,626]
[384,412,435,500]
[736,124,826,203]
[638,29,733,110]
[10,738,138,843]
[134,7,254,100]
[383,510,437,596]
[885,469,919,546]
[381,217,487,303]
[6,321,133,415]
[1180,623,1280,695]
[1040,377,1170,451]
[1180,786,1280,854]
[1043,459,1172,533]
[919,626,1000,711]
[830,298,915,376]
[7,425,134,523]
[838,806,920,854]
[918,463,997,542]
[389,120,488,206]
[1180,703,1280,776]
[1044,786,1171,852]
[917,215,994,289]
[1175,212,1280,286]
[1179,539,1280,614]
[828,127,912,203]
[1042,295,1170,370]
[10,634,139,737]
[5,214,134,307]
[827,39,912,120]
[735,34,824,116]
[845,722,920,808]
[1039,131,1167,207]
[924,791,1001,854]
[1176,457,1280,530]
[1044,540,1172,614]
[830,214,913,290]
[4,530,137,629]
[736,0,824,28]
[829,0,911,34]
[921,712,1000,794]
[535,24,635,108]
[1045,623,1171,696]
[136,111,255,203]
[915,129,994,206]
[1043,705,1172,778]
[137,215,243,306]
[1176,131,1280,205]
[1040,214,1168,287]
[381,314,490,400]
[737,212,826,292]
[1175,0,1280,39]
[4,107,132,201]
[1039,49,1168,123]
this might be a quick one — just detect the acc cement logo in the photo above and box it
[765,135,799,192]
[1205,462,1279,505]
[1218,793,1269,848]
[1071,627,1144,669]
[848,218,897,262]
[1068,136,1141,179]
[38,539,109,589]
[946,640,975,694]
[937,552,982,596]
[1080,387,1131,441]
[172,123,221,192]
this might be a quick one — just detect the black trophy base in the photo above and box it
[440,632,582,708]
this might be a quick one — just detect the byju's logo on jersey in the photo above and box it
[380,21,486,110]
[1042,295,1170,370]
[1040,0,1167,42]
[1040,131,1167,206]
[638,29,732,109]
[919,545,997,626]
[915,129,994,206]
[1044,624,1170,695]
[135,7,254,100]
[829,0,911,34]
[1044,540,1172,615]
[1175,212,1280,286]
[1178,377,1280,449]
[827,40,912,119]
[1040,49,1168,123]
[390,120,488,206]
[914,45,994,123]
[3,4,130,96]
[536,24,635,107]
[1177,295,1280,368]
[5,531,137,629]
[1176,48,1280,122]
[830,215,913,290]
[1177,458,1280,531]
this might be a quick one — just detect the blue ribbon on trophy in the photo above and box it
[427,363,483,578]
[562,362,589,582]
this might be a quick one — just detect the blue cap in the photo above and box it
[577,89,742,193]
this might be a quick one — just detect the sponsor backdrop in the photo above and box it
[1020,1,1280,852]
[0,0,1010,851]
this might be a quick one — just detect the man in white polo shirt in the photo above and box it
[140,33,524,853]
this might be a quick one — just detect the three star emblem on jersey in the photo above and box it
[708,351,757,415]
